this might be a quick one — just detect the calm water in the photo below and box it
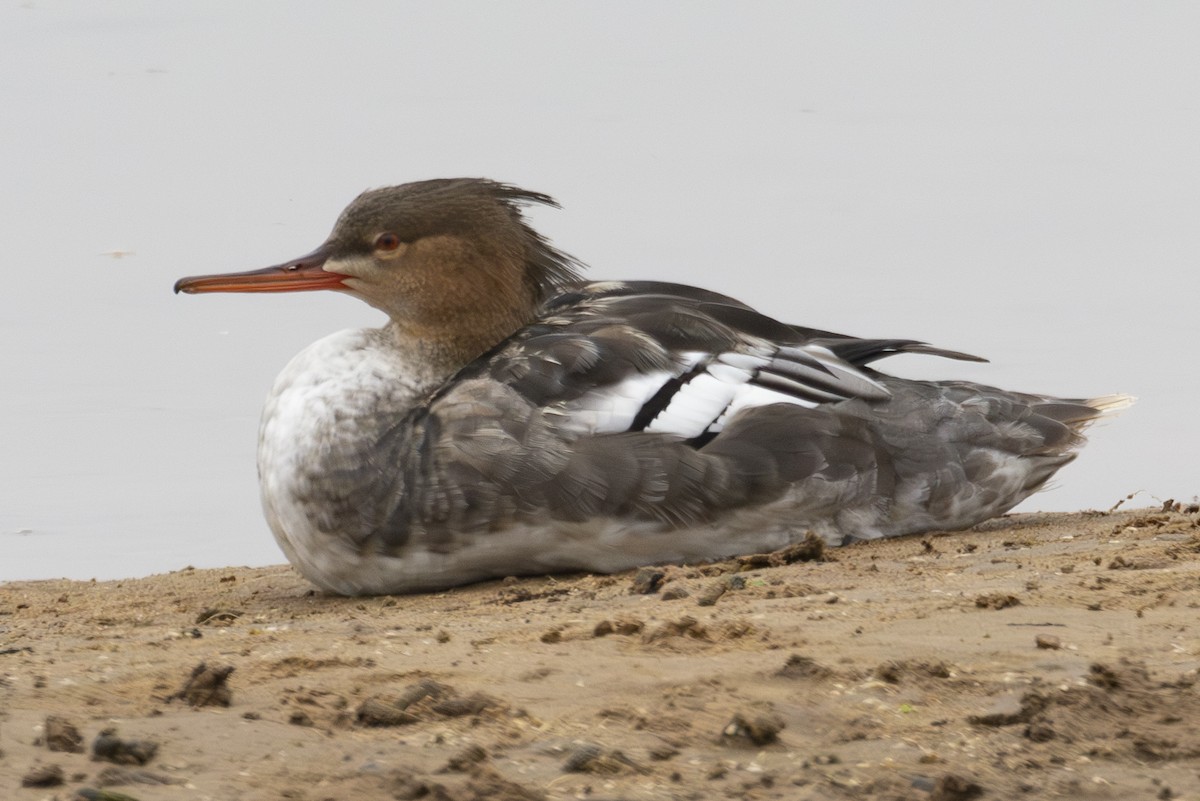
[2,2,1197,582]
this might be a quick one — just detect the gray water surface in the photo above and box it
[2,2,1196,582]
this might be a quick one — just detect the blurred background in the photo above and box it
[2,1,1196,581]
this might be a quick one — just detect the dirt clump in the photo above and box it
[168,662,233,707]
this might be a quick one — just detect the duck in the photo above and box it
[175,178,1131,596]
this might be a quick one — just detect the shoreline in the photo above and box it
[2,505,1199,800]
[0,497,1178,590]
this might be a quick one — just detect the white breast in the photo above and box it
[257,328,430,591]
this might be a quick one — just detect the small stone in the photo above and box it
[593,618,643,637]
[1035,634,1062,650]
[432,693,494,717]
[74,789,144,801]
[562,743,637,774]
[696,582,728,607]
[930,772,983,801]
[22,763,64,787]
[441,744,488,772]
[562,743,603,772]
[1024,721,1056,742]
[974,593,1020,610]
[660,585,690,601]
[288,710,313,726]
[630,567,665,595]
[92,729,159,766]
[720,711,785,746]
[648,744,679,761]
[169,662,234,707]
[776,654,832,680]
[44,715,85,753]
[396,678,449,707]
[642,616,708,642]
[356,696,420,727]
[357,679,452,726]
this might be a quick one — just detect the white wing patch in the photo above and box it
[551,343,890,440]
[645,349,824,438]
[645,371,742,438]
[552,370,676,434]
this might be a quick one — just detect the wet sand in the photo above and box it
[2,505,1198,800]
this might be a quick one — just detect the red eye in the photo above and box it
[375,233,401,252]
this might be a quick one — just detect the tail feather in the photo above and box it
[1032,394,1134,433]
[1084,394,1136,416]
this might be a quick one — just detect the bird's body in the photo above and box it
[177,179,1129,596]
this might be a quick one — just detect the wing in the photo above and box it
[386,282,993,540]
[447,281,984,445]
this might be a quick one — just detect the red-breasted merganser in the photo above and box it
[175,178,1131,596]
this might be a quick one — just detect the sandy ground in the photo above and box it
[2,504,1200,801]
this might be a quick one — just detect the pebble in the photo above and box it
[169,662,234,707]
[75,790,143,801]
[720,710,785,746]
[92,729,159,766]
[441,744,488,773]
[562,743,637,774]
[630,568,665,595]
[22,763,64,787]
[44,715,84,753]
[930,772,984,801]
